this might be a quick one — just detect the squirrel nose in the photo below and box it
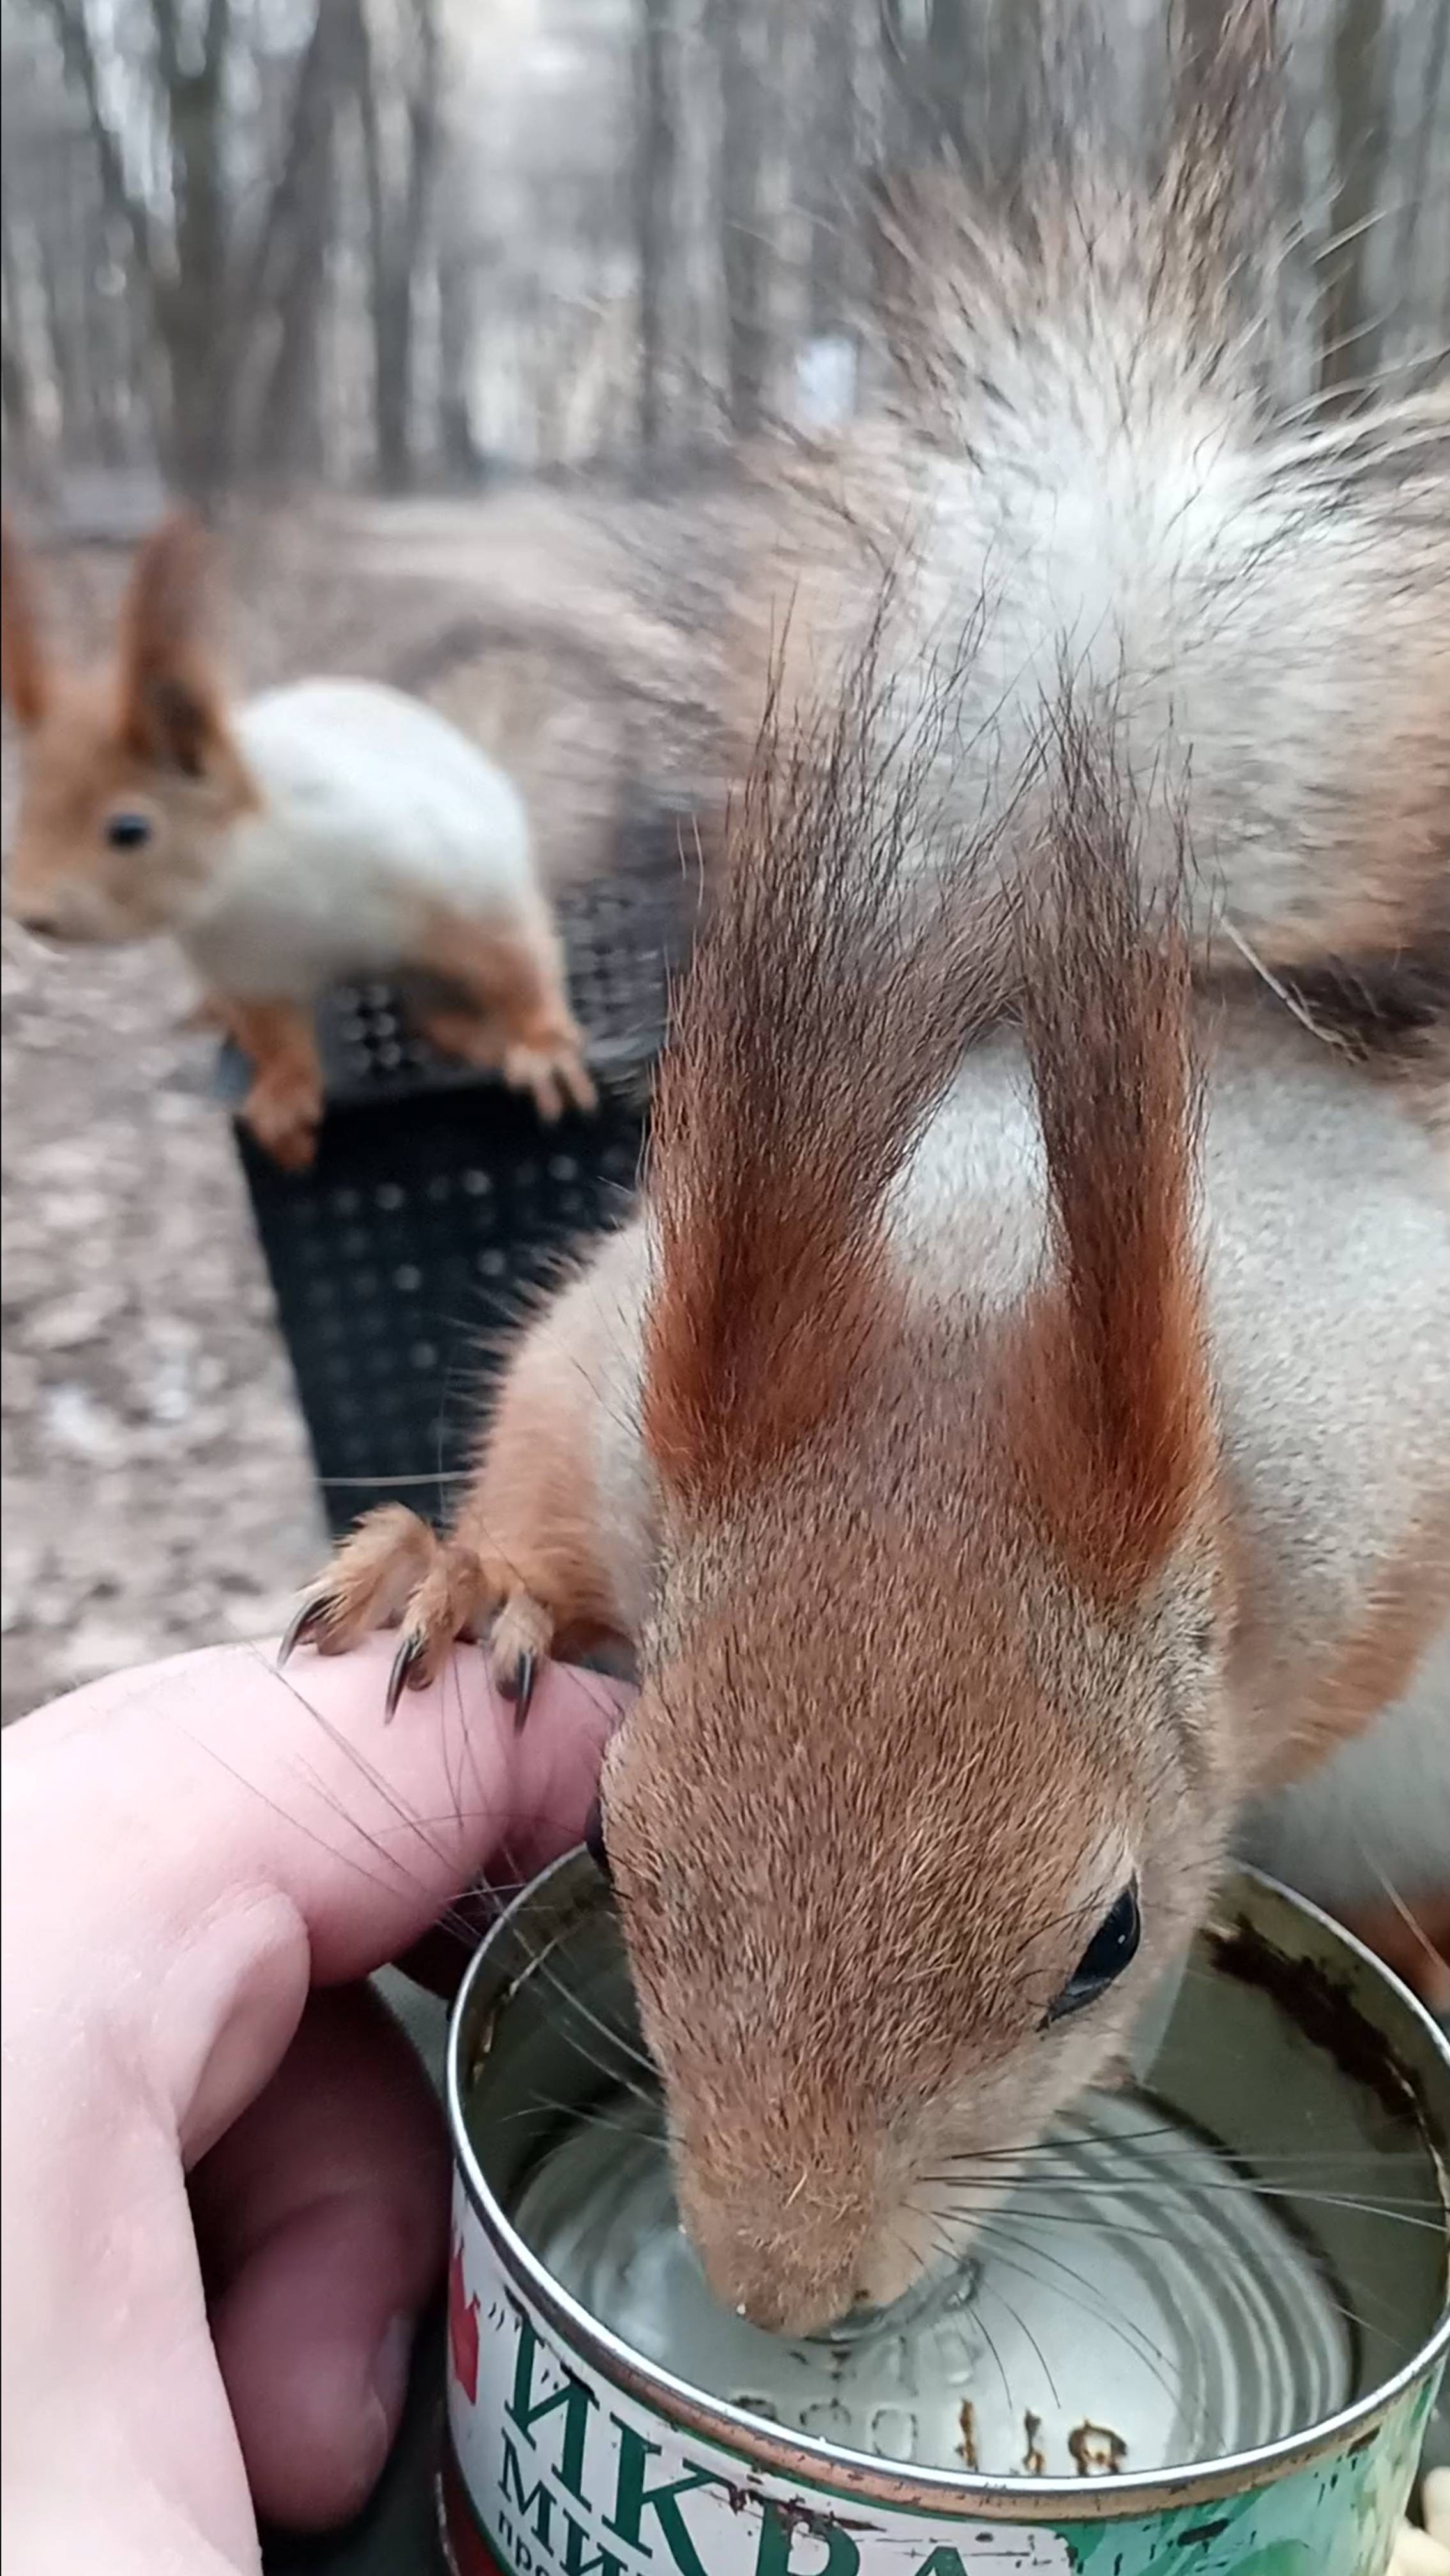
[678,2180,868,2336]
[726,2271,859,2338]
[17,911,63,940]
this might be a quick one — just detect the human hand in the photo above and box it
[1,1637,625,2574]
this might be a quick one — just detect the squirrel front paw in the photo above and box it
[281,1503,562,1723]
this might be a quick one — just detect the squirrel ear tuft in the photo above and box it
[1,509,50,730]
[116,510,224,776]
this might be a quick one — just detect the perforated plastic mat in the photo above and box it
[232,831,696,1539]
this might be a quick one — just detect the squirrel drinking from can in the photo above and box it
[286,3,1448,2334]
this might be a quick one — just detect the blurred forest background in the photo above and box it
[1,0,1447,1721]
[1,0,1447,514]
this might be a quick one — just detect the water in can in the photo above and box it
[442,1864,1450,2575]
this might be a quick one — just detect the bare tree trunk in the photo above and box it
[437,233,482,481]
[78,195,126,465]
[353,0,442,491]
[1391,0,1450,340]
[1177,0,1231,95]
[395,0,441,466]
[635,0,676,457]
[251,187,331,483]
[1318,0,1393,410]
[235,4,340,354]
[41,0,233,496]
[715,0,772,438]
[36,224,82,457]
[360,74,412,488]
[40,0,162,468]
[877,0,986,167]
[156,0,234,494]
[925,0,980,163]
[988,0,1041,188]
[1,188,36,482]
[352,4,392,471]
[876,0,915,168]
[806,0,858,336]
[248,4,349,481]
[40,0,156,289]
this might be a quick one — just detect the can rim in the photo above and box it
[446,1860,1450,2526]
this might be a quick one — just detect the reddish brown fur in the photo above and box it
[414,907,597,1121]
[292,1262,637,1694]
[5,663,259,937]
[646,686,1216,1616]
[645,677,1009,1498]
[1,508,49,726]
[1005,735,1217,1600]
[610,702,1233,2329]
[113,509,228,776]
[1242,1496,1450,1786]
[610,1346,1225,2326]
[291,0,1446,2336]
[452,1354,630,1667]
[213,997,323,1173]
[1,513,591,1159]
[2,514,258,949]
[705,6,1448,1031]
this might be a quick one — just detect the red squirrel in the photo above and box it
[1,514,595,1167]
[286,2,1447,2332]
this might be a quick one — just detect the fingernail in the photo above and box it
[370,2312,415,2426]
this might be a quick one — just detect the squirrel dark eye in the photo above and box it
[584,1795,611,1885]
[105,812,152,851]
[1046,1882,1141,2025]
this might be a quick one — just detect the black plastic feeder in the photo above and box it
[230,828,695,1540]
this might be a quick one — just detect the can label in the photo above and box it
[445,2179,1442,2576]
[446,2186,1069,2574]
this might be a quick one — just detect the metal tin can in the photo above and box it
[441,1862,1449,2576]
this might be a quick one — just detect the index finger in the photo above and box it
[2,1637,628,1987]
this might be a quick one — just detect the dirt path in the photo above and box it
[1,920,323,1719]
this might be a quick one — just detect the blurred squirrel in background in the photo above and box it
[1,511,595,1168]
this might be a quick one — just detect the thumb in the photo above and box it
[194,1987,448,2532]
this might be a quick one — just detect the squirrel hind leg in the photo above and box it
[415,907,597,1121]
[220,997,324,1170]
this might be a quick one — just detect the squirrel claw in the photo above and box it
[385,1631,428,1721]
[279,1593,333,1666]
[498,1649,537,1731]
